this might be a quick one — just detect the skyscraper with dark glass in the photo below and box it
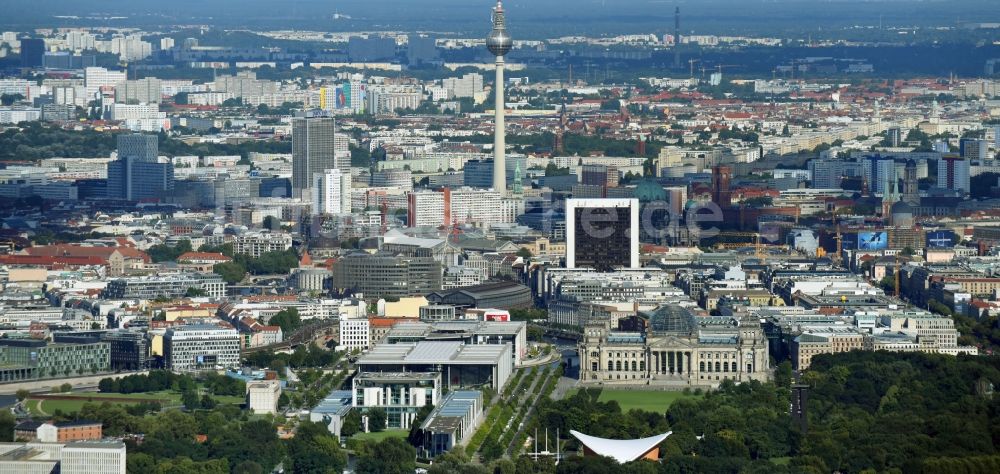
[19,38,45,68]
[565,198,639,271]
[106,133,174,201]
[292,117,338,199]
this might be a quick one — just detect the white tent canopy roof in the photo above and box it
[569,429,673,463]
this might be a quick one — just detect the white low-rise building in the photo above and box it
[246,380,281,414]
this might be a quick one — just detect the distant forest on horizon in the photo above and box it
[3,0,1000,38]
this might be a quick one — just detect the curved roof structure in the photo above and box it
[569,430,672,463]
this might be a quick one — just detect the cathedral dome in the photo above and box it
[891,200,913,227]
[633,179,667,203]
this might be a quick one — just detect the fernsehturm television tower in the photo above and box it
[487,0,512,193]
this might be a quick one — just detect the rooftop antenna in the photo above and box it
[673,6,681,69]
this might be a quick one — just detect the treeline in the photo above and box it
[519,351,1000,473]
[458,132,662,159]
[98,370,187,394]
[147,239,193,263]
[0,123,290,161]
[267,308,302,334]
[97,370,244,397]
[126,408,328,473]
[244,343,339,370]
[213,248,300,284]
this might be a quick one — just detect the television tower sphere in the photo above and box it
[487,1,513,57]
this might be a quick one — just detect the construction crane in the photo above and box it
[380,199,388,235]
[688,59,700,78]
[893,253,903,297]
[716,64,739,74]
[755,233,766,264]
[832,212,844,266]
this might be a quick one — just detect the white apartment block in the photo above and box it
[406,188,514,229]
[313,169,352,216]
[232,232,293,258]
[339,317,371,352]
[108,103,163,121]
[84,67,126,100]
[442,73,484,100]
[0,107,41,124]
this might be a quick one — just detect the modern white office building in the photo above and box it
[339,316,371,352]
[352,372,442,430]
[163,324,241,371]
[0,441,126,474]
[356,341,513,390]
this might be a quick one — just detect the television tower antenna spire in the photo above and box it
[487,0,513,194]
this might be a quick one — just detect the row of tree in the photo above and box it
[98,370,193,394]
[243,343,339,370]
[212,248,301,284]
[0,123,292,162]
[97,370,245,398]
[522,351,1000,473]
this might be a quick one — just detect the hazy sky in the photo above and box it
[3,0,999,37]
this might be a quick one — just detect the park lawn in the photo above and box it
[26,399,46,416]
[31,389,246,414]
[351,430,408,442]
[564,389,702,413]
[39,398,142,415]
[61,388,245,403]
[57,390,178,401]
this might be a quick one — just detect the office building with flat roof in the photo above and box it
[382,320,528,366]
[247,380,281,415]
[103,274,226,299]
[331,251,442,300]
[565,198,639,271]
[356,341,512,390]
[0,339,109,382]
[353,372,441,430]
[163,324,240,371]
[292,117,340,199]
[0,441,125,474]
[417,390,484,457]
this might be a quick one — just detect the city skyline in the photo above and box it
[0,0,997,473]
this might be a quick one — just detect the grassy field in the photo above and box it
[37,398,141,415]
[564,389,702,413]
[351,430,408,442]
[55,391,244,406]
[27,389,246,416]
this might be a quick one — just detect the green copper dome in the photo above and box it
[633,179,667,202]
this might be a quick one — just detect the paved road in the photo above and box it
[550,376,578,401]
[518,351,561,368]
[503,361,560,458]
